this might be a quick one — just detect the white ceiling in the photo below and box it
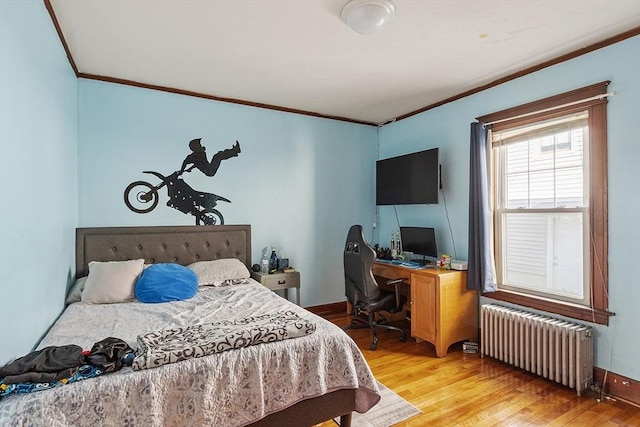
[49,0,640,125]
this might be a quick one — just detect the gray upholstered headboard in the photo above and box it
[76,225,251,278]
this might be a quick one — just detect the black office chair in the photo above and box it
[343,225,406,350]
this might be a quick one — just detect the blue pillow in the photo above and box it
[135,263,198,303]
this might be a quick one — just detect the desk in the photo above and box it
[373,261,478,357]
[251,271,300,305]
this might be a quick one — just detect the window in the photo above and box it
[478,82,610,325]
[494,113,588,304]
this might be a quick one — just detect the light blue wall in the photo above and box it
[377,36,640,381]
[77,80,377,308]
[0,1,78,364]
[2,0,637,385]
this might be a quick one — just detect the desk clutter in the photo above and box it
[251,246,293,274]
[373,244,467,271]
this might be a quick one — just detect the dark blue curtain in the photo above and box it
[467,122,497,292]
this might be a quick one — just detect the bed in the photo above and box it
[0,225,380,426]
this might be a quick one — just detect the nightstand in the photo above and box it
[250,271,300,306]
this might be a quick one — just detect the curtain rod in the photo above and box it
[482,91,617,127]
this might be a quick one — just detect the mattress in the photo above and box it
[0,280,380,426]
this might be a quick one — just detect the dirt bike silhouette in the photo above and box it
[124,170,230,225]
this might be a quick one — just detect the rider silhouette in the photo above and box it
[179,138,241,177]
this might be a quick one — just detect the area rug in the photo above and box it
[334,382,421,427]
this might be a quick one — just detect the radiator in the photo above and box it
[480,304,593,396]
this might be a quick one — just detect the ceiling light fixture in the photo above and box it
[340,0,396,35]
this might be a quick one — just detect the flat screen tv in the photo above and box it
[376,148,439,205]
[400,227,437,261]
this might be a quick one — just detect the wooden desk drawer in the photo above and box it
[257,273,300,291]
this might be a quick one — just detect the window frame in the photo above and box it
[477,81,610,325]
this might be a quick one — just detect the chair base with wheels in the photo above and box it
[344,304,406,350]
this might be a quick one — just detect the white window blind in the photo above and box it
[493,112,589,304]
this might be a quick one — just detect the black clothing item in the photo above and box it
[0,344,84,377]
[85,337,132,373]
[1,368,78,385]
[1,338,132,386]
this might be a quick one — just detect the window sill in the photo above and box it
[482,289,611,325]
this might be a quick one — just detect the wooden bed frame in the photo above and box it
[76,225,355,427]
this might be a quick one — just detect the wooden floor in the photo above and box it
[316,316,640,427]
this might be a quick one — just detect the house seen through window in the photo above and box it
[493,113,589,305]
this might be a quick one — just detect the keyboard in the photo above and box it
[375,259,402,265]
[376,259,429,269]
[398,261,424,269]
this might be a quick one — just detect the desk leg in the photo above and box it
[296,287,300,306]
[284,289,289,301]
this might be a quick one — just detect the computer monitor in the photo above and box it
[400,227,437,263]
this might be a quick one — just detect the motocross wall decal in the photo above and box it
[124,138,241,225]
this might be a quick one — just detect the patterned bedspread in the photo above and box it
[0,280,380,426]
[133,310,316,370]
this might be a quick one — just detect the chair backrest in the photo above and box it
[344,225,381,305]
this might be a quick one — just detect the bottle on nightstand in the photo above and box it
[269,247,278,273]
[260,248,269,273]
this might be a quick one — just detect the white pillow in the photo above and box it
[81,259,145,304]
[66,276,87,304]
[188,259,250,286]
